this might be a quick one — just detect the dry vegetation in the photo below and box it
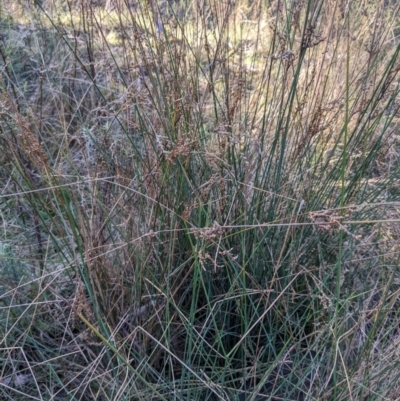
[1,0,400,400]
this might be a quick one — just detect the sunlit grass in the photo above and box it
[1,0,400,400]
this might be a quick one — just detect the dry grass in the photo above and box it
[1,0,400,400]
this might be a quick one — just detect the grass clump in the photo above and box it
[1,0,400,400]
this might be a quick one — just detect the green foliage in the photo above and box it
[1,0,400,400]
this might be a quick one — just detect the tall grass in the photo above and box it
[1,0,400,400]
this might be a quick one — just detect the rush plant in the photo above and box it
[1,0,400,400]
